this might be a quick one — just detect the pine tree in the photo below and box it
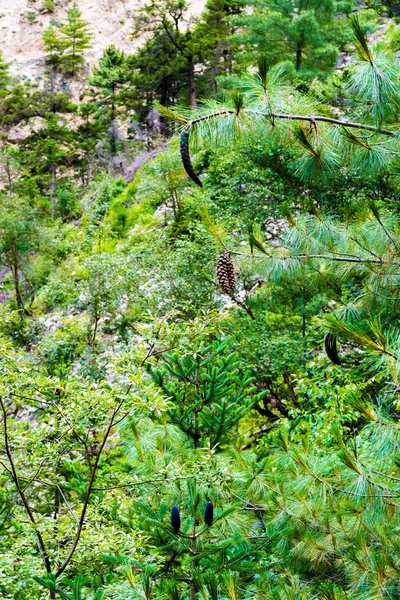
[59,3,93,75]
[161,17,400,186]
[42,25,68,73]
[42,3,93,76]
[88,46,133,155]
[0,195,40,310]
[366,0,400,19]
[147,338,267,447]
[131,0,238,112]
[0,51,11,91]
[232,0,356,74]
[17,112,76,214]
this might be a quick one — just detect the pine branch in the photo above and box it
[350,15,374,64]
[182,109,396,136]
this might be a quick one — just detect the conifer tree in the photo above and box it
[76,103,102,185]
[132,0,237,110]
[42,3,93,76]
[88,46,133,155]
[18,112,75,214]
[366,0,400,19]
[232,0,356,73]
[147,338,267,447]
[0,196,40,310]
[42,25,68,73]
[133,0,199,108]
[59,3,93,75]
[0,51,11,91]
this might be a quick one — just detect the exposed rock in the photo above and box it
[7,116,45,141]
[0,0,206,82]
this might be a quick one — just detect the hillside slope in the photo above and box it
[0,0,205,80]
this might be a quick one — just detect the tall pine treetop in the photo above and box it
[0,51,11,91]
[42,2,93,76]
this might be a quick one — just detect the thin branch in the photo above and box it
[92,474,196,491]
[22,457,48,493]
[191,110,235,125]
[0,397,53,574]
[186,109,396,136]
[270,112,396,136]
[56,485,79,525]
[47,398,93,473]
[161,17,186,56]
[0,459,13,476]
[283,253,385,264]
[55,398,125,577]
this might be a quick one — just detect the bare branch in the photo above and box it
[0,397,53,574]
[55,398,125,577]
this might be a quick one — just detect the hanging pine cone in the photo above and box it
[180,129,203,187]
[204,501,214,526]
[215,251,236,295]
[324,333,342,366]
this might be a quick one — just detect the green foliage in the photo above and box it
[43,0,56,12]
[129,0,237,118]
[17,112,77,207]
[3,5,400,600]
[163,21,400,187]
[87,46,133,154]
[0,195,42,310]
[231,0,357,75]
[0,51,11,91]
[42,3,93,75]
[148,337,267,447]
[366,0,400,19]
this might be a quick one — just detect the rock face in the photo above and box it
[0,0,205,81]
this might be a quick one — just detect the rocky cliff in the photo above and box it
[0,0,205,80]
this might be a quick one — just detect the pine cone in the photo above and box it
[180,129,203,187]
[216,251,236,295]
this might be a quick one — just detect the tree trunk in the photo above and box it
[110,83,117,155]
[50,163,56,217]
[110,122,117,155]
[11,263,23,310]
[86,152,91,186]
[5,160,12,191]
[296,42,302,71]
[188,58,196,109]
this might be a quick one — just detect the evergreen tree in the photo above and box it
[232,0,356,74]
[133,0,199,108]
[59,3,93,75]
[18,112,76,214]
[75,103,103,186]
[88,46,133,155]
[0,196,40,310]
[162,17,400,187]
[4,5,400,600]
[148,338,267,447]
[366,0,400,19]
[42,25,68,73]
[42,3,93,76]
[0,82,75,128]
[0,51,11,91]
[132,0,238,109]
